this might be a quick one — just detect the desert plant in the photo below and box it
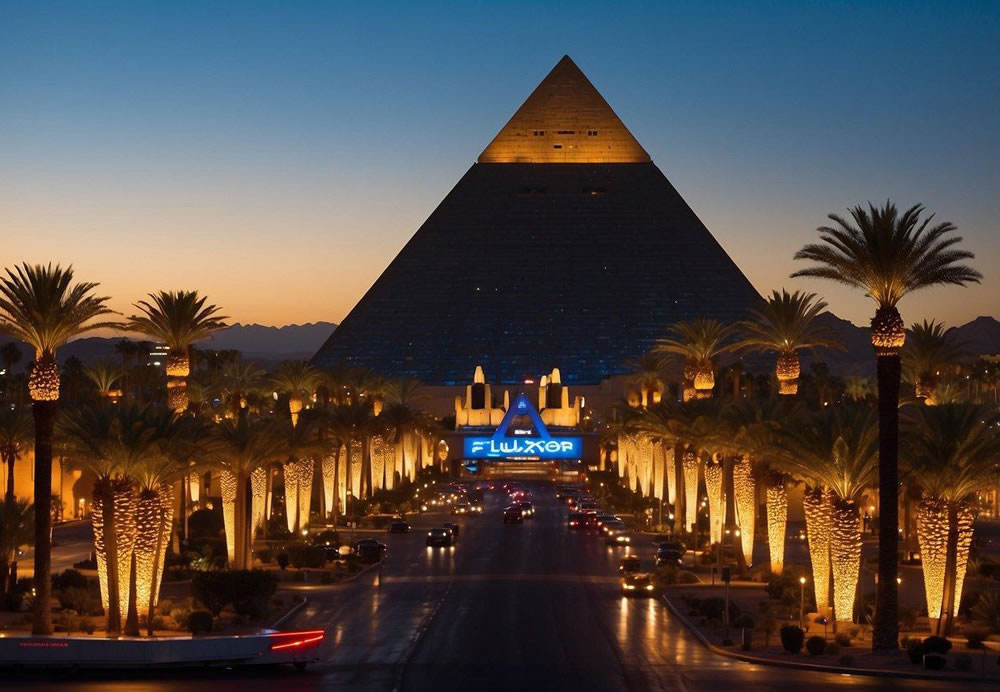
[805,635,827,655]
[780,625,805,653]
[922,635,952,655]
[970,589,1000,632]
[906,639,925,664]
[188,610,213,635]
[834,632,851,647]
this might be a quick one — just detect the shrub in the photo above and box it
[677,571,700,584]
[277,552,289,570]
[847,626,860,639]
[188,610,213,635]
[52,569,89,591]
[922,635,952,655]
[970,590,1000,632]
[825,642,840,655]
[898,606,917,629]
[906,639,925,664]
[256,548,273,564]
[954,653,973,671]
[58,586,100,616]
[287,543,326,569]
[157,598,173,616]
[834,632,851,647]
[965,628,988,649]
[697,597,740,621]
[170,608,191,630]
[923,653,946,670]
[72,557,97,570]
[2,591,25,612]
[188,507,224,538]
[192,569,278,620]
[81,617,95,634]
[805,635,826,656]
[756,614,778,646]
[779,625,805,653]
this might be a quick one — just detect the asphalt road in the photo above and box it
[7,484,994,691]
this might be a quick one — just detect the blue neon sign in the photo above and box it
[462,393,582,460]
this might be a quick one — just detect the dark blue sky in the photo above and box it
[2,1,998,327]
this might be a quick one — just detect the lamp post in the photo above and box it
[799,576,806,629]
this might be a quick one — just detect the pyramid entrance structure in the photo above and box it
[313,56,761,385]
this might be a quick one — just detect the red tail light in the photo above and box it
[268,630,325,651]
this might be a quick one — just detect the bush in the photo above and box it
[188,507,224,537]
[847,626,860,639]
[81,617,95,634]
[72,557,97,570]
[696,597,740,622]
[923,652,946,670]
[287,543,326,569]
[256,548,273,564]
[834,632,851,647]
[188,610,213,635]
[906,639,925,664]
[277,552,289,570]
[970,590,1000,632]
[780,625,805,653]
[52,569,89,591]
[898,606,917,629]
[965,628,988,649]
[922,635,952,655]
[805,635,827,656]
[170,608,191,630]
[825,642,840,655]
[192,569,278,620]
[58,586,100,616]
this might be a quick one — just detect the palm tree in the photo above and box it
[213,417,287,569]
[843,376,873,403]
[737,289,842,395]
[902,403,1000,635]
[902,320,963,403]
[777,406,878,629]
[60,404,164,634]
[656,319,736,401]
[0,262,119,635]
[269,360,320,427]
[278,410,325,534]
[792,201,981,650]
[629,352,667,407]
[84,360,126,402]
[0,405,31,504]
[126,291,228,413]
[0,499,33,597]
[218,359,266,419]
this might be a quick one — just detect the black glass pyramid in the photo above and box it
[312,56,761,385]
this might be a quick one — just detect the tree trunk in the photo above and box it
[4,453,14,503]
[937,504,960,636]
[872,353,901,651]
[30,400,56,636]
[100,479,122,633]
[124,551,140,636]
[673,444,684,535]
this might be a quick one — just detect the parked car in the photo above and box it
[353,539,388,563]
[387,521,411,534]
[655,546,684,567]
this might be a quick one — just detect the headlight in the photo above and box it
[427,531,432,536]
[646,584,654,591]
[623,584,635,590]
[421,505,428,511]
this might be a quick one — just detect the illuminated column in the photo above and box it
[682,451,699,533]
[350,440,363,498]
[220,469,237,565]
[166,349,189,413]
[766,481,787,574]
[665,445,676,504]
[134,488,161,622]
[402,434,417,482]
[917,496,947,620]
[337,446,347,513]
[952,502,975,617]
[91,482,109,611]
[282,460,299,532]
[638,438,653,496]
[830,497,861,626]
[704,458,724,544]
[251,467,267,536]
[188,469,200,504]
[114,478,137,620]
[322,453,337,516]
[288,393,303,427]
[616,434,626,478]
[371,436,386,491]
[733,455,755,566]
[296,457,314,531]
[802,487,832,612]
[776,351,800,396]
[652,443,664,501]
[693,359,715,398]
[152,482,174,610]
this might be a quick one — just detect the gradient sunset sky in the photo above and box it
[3,1,998,330]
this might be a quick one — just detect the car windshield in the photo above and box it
[429,529,448,537]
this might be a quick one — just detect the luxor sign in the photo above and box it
[462,393,582,460]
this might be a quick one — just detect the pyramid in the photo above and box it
[313,56,761,385]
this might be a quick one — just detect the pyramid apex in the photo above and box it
[478,57,649,164]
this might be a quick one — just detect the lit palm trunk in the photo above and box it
[166,350,189,413]
[693,360,714,399]
[288,394,302,428]
[616,434,627,478]
[113,478,137,623]
[733,455,755,566]
[766,482,787,574]
[221,469,237,565]
[188,470,200,504]
[665,445,676,504]
[251,467,267,537]
[830,497,862,627]
[133,489,160,628]
[337,445,347,512]
[916,496,948,620]
[704,459,724,544]
[652,443,664,502]
[776,351,800,396]
[682,450,699,534]
[282,460,299,533]
[350,440,363,499]
[91,481,111,620]
[638,438,653,496]
[952,503,974,618]
[803,487,832,612]
[296,457,314,531]
[151,483,173,619]
[322,452,337,517]
[371,436,387,492]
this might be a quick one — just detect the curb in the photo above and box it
[659,592,1000,684]
[393,581,453,692]
[270,597,308,629]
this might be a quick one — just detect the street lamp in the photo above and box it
[799,576,807,628]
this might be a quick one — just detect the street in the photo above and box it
[5,485,991,691]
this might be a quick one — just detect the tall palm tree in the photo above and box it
[217,359,266,419]
[737,289,842,395]
[843,376,873,403]
[0,262,119,635]
[777,406,879,629]
[60,404,164,634]
[656,319,736,401]
[126,291,228,413]
[213,417,287,569]
[902,320,963,403]
[792,201,981,650]
[628,352,667,407]
[902,403,1000,635]
[83,360,126,402]
[0,405,32,503]
[269,360,320,427]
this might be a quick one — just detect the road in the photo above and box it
[6,485,992,690]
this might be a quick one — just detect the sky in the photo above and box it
[2,1,998,330]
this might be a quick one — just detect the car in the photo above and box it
[516,501,534,517]
[442,522,460,538]
[619,556,642,575]
[426,528,453,547]
[621,572,655,597]
[503,506,524,524]
[600,520,627,536]
[605,529,632,546]
[655,547,684,567]
[387,521,411,534]
[581,514,600,530]
[595,514,617,529]
[567,512,586,529]
[579,501,599,513]
[451,501,471,515]
[354,539,388,563]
